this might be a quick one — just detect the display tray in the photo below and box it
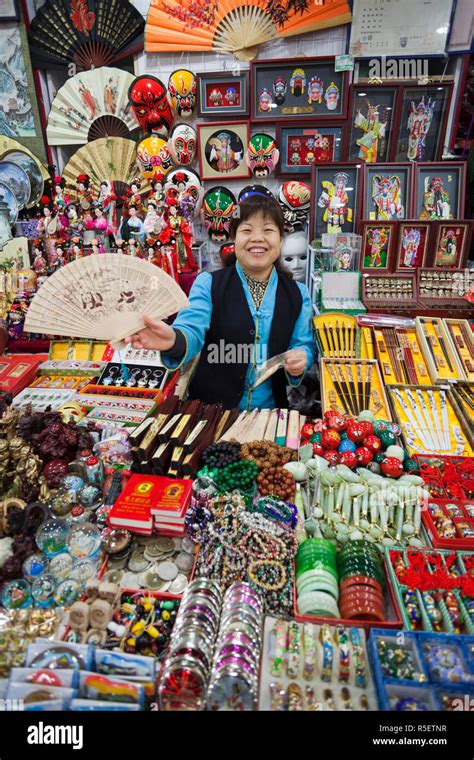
[313,312,359,359]
[386,384,473,457]
[37,360,106,377]
[30,375,92,390]
[443,319,474,382]
[449,383,474,433]
[293,557,402,633]
[321,357,392,420]
[414,454,474,501]
[373,325,431,386]
[98,546,198,596]
[385,546,474,635]
[415,316,467,384]
[0,355,43,396]
[362,272,419,309]
[417,268,472,309]
[49,339,110,362]
[423,497,474,551]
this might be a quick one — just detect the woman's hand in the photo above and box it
[124,315,177,351]
[285,349,307,377]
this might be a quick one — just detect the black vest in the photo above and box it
[188,266,302,409]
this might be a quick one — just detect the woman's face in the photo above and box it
[234,211,281,275]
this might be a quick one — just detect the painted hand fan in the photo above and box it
[24,254,189,346]
[0,137,49,207]
[28,0,145,70]
[145,0,351,59]
[47,67,139,146]
[62,137,150,201]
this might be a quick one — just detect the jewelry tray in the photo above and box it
[362,272,419,310]
[417,268,473,309]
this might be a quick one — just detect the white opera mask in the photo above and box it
[169,123,197,166]
[281,231,308,282]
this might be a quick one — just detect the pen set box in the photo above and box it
[415,317,467,383]
[372,325,431,386]
[313,312,360,358]
[442,319,474,382]
[320,358,392,420]
[386,384,473,457]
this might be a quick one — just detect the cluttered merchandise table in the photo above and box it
[0,320,473,712]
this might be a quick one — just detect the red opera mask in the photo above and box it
[128,75,173,136]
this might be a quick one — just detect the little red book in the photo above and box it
[107,474,157,533]
[149,476,193,519]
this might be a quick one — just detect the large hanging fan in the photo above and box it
[145,0,351,60]
[24,254,189,345]
[28,0,145,70]
[47,67,139,146]
[62,137,151,200]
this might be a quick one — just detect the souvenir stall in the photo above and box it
[0,0,473,717]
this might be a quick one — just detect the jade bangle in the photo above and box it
[296,559,339,581]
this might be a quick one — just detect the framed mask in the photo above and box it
[245,133,280,178]
[197,71,249,118]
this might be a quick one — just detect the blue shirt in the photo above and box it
[161,262,317,411]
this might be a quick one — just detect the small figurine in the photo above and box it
[317,171,352,233]
[75,173,94,210]
[407,96,434,162]
[354,101,388,162]
[31,241,47,275]
[420,176,452,220]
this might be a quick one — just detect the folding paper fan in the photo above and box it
[24,254,189,346]
[47,67,139,146]
[62,137,150,200]
[28,0,145,70]
[145,0,351,59]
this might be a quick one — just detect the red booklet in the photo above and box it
[149,477,193,518]
[107,474,157,533]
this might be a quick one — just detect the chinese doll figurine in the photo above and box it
[65,202,84,241]
[32,241,47,275]
[119,204,146,243]
[75,173,94,210]
[420,176,452,220]
[371,175,403,220]
[144,201,164,236]
[354,101,388,162]
[70,241,83,260]
[127,179,143,211]
[82,209,97,247]
[128,238,143,258]
[163,195,196,274]
[97,179,117,229]
[367,227,388,268]
[50,242,67,272]
[52,176,70,212]
[317,171,352,233]
[150,175,165,211]
[93,205,115,250]
[407,97,434,161]
[401,227,421,267]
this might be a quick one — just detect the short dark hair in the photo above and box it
[230,195,285,238]
[226,195,292,278]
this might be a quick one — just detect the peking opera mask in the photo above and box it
[168,69,197,119]
[169,123,197,166]
[277,180,311,233]
[128,75,173,136]
[246,133,280,178]
[202,186,236,243]
[137,135,173,180]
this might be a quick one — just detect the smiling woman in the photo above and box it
[125,194,316,411]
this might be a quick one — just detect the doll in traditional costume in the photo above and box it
[65,202,84,241]
[144,201,163,237]
[75,173,94,210]
[354,101,388,163]
[119,203,146,244]
[94,205,115,250]
[407,97,434,162]
[52,176,70,212]
[317,171,352,234]
[420,176,452,220]
[31,240,47,275]
[371,175,403,220]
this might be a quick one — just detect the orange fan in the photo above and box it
[145,0,351,60]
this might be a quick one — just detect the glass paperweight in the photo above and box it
[32,574,57,606]
[77,485,102,509]
[1,579,32,609]
[61,474,85,499]
[22,553,49,581]
[55,578,80,606]
[66,523,101,560]
[49,491,75,517]
[49,552,74,581]
[36,518,69,557]
[70,558,98,583]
